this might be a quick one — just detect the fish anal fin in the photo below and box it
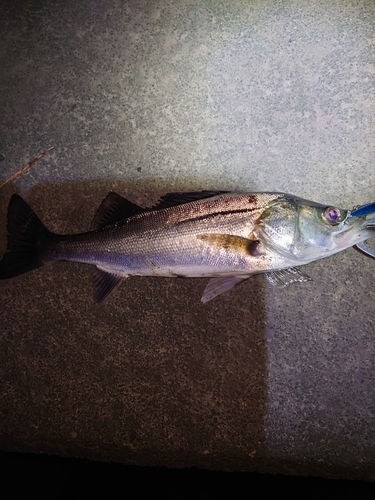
[265,267,312,287]
[201,275,250,303]
[91,192,143,230]
[92,268,127,303]
[197,233,262,256]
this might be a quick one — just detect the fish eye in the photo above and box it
[322,207,347,225]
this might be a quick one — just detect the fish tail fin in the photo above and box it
[0,194,52,279]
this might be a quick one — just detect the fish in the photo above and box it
[0,190,374,303]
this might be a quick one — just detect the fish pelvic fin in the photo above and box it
[0,194,52,279]
[264,267,312,287]
[201,275,250,303]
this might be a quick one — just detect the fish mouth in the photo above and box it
[348,202,375,258]
[355,237,375,258]
[354,216,375,258]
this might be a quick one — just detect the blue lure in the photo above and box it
[350,202,375,258]
[350,202,375,217]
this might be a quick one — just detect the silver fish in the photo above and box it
[0,191,374,303]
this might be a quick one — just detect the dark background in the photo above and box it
[1,451,374,498]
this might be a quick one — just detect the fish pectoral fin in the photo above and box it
[92,268,128,303]
[91,192,143,230]
[265,267,312,287]
[197,234,262,256]
[201,275,250,303]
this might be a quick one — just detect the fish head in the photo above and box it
[254,194,375,263]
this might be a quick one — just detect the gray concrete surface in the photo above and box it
[1,0,375,480]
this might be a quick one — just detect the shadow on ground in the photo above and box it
[0,181,267,471]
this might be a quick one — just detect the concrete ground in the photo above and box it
[1,0,375,481]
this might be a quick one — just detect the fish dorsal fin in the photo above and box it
[92,191,228,228]
[265,267,312,287]
[91,192,143,230]
[92,267,128,303]
[202,275,250,303]
[154,191,228,209]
